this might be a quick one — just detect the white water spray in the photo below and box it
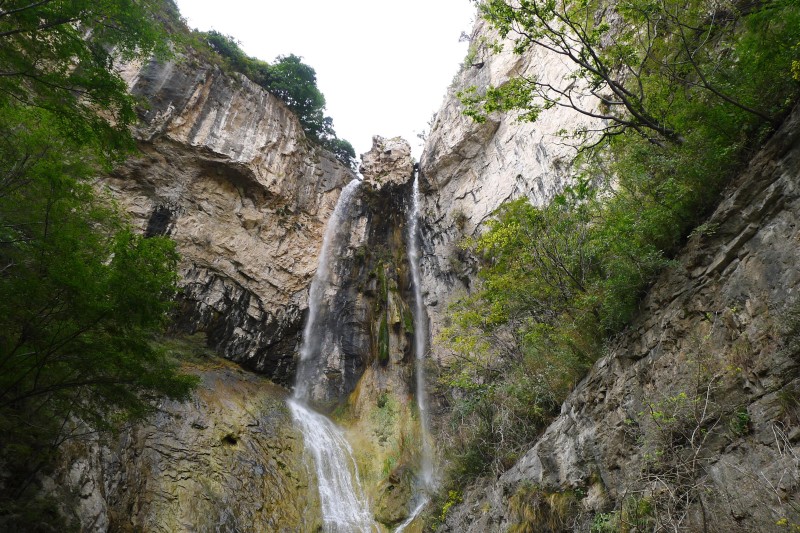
[394,497,429,533]
[290,179,376,532]
[408,174,435,489]
[294,179,360,401]
[288,400,374,532]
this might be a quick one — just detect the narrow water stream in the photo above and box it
[293,179,361,401]
[408,174,435,489]
[290,174,435,532]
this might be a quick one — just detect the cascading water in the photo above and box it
[289,179,376,532]
[407,173,436,490]
[293,179,360,401]
[288,400,373,532]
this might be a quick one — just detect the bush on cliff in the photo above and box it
[201,31,357,169]
[440,0,800,488]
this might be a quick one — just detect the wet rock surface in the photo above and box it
[48,359,318,532]
[374,465,415,527]
[298,137,417,406]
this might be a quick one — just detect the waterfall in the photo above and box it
[294,179,360,401]
[290,179,376,532]
[407,174,435,489]
[288,400,374,532]
[394,498,429,533]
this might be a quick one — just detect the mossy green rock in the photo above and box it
[50,358,321,532]
[374,465,415,527]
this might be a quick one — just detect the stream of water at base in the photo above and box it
[288,399,375,532]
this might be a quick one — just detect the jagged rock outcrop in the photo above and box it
[360,135,416,189]
[104,55,356,384]
[298,137,417,405]
[45,359,317,532]
[418,18,601,351]
[441,105,800,532]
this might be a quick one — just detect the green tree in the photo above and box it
[203,30,273,88]
[196,36,358,168]
[0,1,198,525]
[0,0,175,157]
[463,0,798,146]
[323,137,358,169]
[267,54,329,138]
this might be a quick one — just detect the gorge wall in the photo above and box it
[56,44,429,527]
[440,100,800,533]
[42,8,800,531]
[416,13,800,533]
[106,55,356,385]
[417,17,601,355]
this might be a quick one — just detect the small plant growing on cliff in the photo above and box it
[590,497,654,533]
[508,483,579,533]
[439,490,463,525]
[453,209,469,231]
[728,407,751,437]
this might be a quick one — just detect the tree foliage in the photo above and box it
[0,1,198,526]
[0,0,175,158]
[200,32,357,168]
[461,0,800,146]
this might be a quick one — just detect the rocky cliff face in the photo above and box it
[290,136,418,407]
[46,357,317,532]
[104,55,356,385]
[439,104,800,532]
[80,44,428,527]
[416,13,800,533]
[46,9,800,531]
[418,18,600,356]
[50,137,427,526]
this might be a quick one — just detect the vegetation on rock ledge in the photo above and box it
[439,0,800,502]
[198,31,357,169]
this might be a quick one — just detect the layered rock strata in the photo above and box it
[442,105,800,532]
[47,358,317,532]
[104,55,356,384]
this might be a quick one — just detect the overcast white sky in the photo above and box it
[174,0,476,160]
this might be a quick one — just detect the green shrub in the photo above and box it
[437,0,800,499]
[508,483,579,533]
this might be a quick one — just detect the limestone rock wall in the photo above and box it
[48,361,317,532]
[442,104,800,532]
[105,55,356,384]
[418,18,601,350]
